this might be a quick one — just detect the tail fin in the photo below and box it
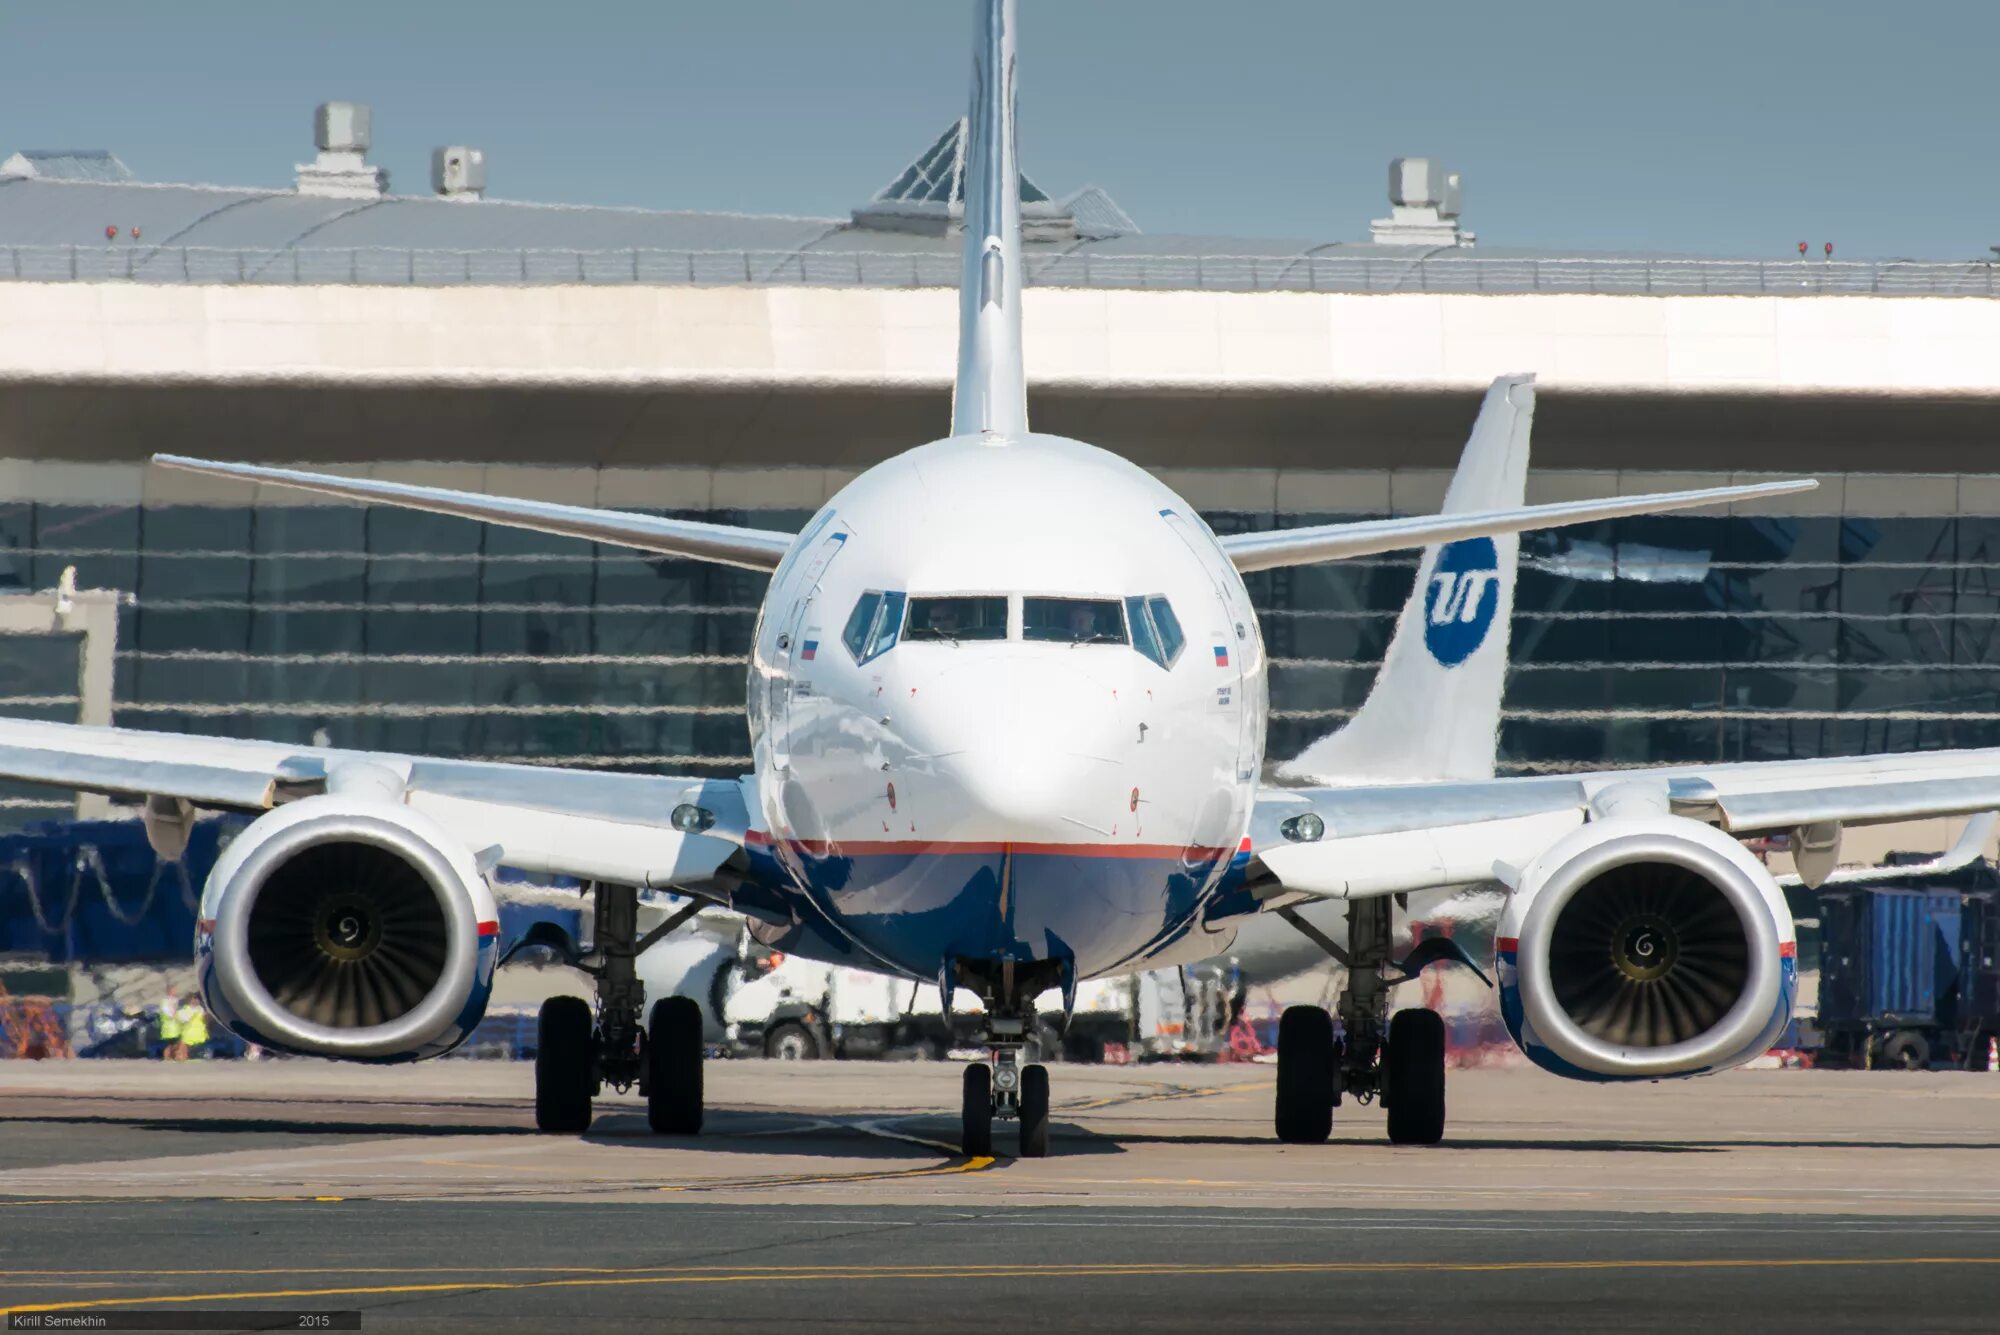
[950,0,1029,440]
[1279,373,1536,784]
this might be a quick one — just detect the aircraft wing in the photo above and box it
[0,716,753,895]
[152,455,795,572]
[1220,478,1817,573]
[1240,749,2000,907]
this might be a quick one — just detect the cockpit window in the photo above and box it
[1125,596,1160,663]
[842,592,880,660]
[905,595,1007,642]
[1023,597,1127,645]
[842,589,907,664]
[1147,596,1185,663]
[871,592,907,657]
[1126,595,1185,668]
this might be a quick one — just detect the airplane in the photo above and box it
[5,0,1993,1159]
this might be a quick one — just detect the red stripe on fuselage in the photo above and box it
[477,920,500,938]
[1495,936,1519,953]
[1780,940,1797,958]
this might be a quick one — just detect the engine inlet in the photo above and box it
[1548,863,1749,1048]
[246,841,448,1029]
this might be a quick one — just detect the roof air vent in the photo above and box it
[431,146,486,200]
[296,102,387,199]
[1369,158,1474,247]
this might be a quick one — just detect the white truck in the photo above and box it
[719,952,1233,1063]
[514,894,1241,1062]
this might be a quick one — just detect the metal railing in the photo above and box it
[5,243,1999,296]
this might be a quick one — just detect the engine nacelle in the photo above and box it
[1497,814,1796,1080]
[195,794,499,1062]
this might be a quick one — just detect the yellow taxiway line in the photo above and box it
[8,1255,2000,1315]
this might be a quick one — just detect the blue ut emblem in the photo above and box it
[1423,538,1501,667]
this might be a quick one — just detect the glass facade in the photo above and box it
[0,475,1992,826]
[1249,505,1997,772]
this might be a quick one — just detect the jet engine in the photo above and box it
[1496,814,1795,1080]
[196,793,499,1061]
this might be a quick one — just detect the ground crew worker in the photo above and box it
[155,989,182,1061]
[178,998,209,1060]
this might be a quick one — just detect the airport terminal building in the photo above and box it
[3,114,2000,823]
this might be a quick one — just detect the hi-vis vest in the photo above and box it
[157,1006,181,1041]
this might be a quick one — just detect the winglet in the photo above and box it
[949,0,1029,441]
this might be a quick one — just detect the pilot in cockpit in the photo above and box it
[1067,602,1100,641]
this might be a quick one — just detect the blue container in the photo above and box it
[1818,888,1964,1025]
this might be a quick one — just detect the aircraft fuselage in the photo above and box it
[742,432,1269,984]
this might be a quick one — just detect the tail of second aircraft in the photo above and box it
[950,0,1029,441]
[1278,373,1536,785]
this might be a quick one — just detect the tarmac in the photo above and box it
[3,1059,1998,1331]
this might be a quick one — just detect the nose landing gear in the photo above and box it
[953,960,1055,1158]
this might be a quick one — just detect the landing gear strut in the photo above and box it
[953,959,1056,1158]
[1272,897,1449,1146]
[532,883,706,1136]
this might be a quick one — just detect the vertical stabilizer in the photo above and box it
[1278,374,1536,784]
[950,0,1029,440]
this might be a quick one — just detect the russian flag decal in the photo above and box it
[1213,645,1229,667]
[801,640,818,661]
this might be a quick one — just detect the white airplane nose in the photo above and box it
[909,656,1127,837]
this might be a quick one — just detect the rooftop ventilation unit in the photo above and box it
[1370,158,1473,247]
[431,146,486,200]
[296,102,387,199]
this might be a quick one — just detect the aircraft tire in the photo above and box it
[1385,1007,1447,1145]
[1018,1063,1050,1158]
[534,995,594,1134]
[647,996,704,1135]
[1274,1005,1334,1144]
[961,1061,994,1157]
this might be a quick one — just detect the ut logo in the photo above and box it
[1422,537,1501,667]
[1430,570,1497,625]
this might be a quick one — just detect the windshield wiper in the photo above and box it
[1069,633,1124,647]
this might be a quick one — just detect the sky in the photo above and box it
[1,0,1995,259]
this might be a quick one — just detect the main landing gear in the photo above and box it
[532,883,705,1136]
[954,959,1055,1158]
[1272,896,1477,1147]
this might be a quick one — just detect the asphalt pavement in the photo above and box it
[3,1060,1997,1331]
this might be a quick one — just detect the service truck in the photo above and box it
[721,953,1243,1063]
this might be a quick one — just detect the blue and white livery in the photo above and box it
[0,0,1989,1153]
